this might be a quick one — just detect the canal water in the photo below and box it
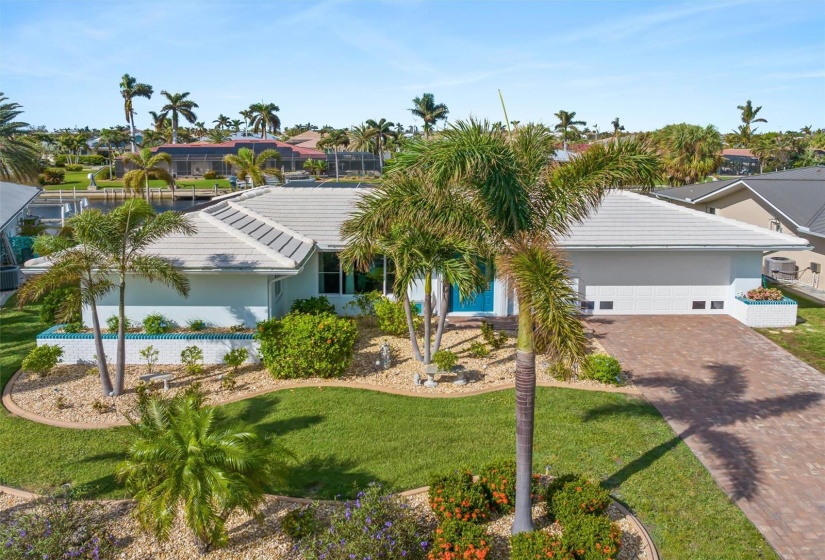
[28,197,204,221]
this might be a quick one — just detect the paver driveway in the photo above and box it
[588,315,825,560]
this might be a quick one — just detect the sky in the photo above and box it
[1,0,824,134]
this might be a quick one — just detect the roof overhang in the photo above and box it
[563,244,812,252]
[0,184,41,232]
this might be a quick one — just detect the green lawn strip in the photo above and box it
[42,169,232,191]
[0,299,777,558]
[757,289,825,373]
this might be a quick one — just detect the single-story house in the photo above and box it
[655,166,825,289]
[74,185,810,328]
[718,148,760,176]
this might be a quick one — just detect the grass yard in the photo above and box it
[758,289,825,373]
[42,169,231,191]
[0,297,777,559]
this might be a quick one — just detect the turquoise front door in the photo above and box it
[449,279,495,313]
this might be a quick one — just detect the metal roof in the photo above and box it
[654,166,825,237]
[560,191,810,251]
[0,182,41,231]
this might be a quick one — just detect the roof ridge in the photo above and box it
[616,191,808,244]
[198,208,298,268]
[226,200,316,245]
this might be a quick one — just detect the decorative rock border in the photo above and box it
[3,369,641,430]
[0,483,658,560]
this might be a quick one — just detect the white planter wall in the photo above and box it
[37,326,260,365]
[730,297,798,328]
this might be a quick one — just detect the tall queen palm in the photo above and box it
[383,120,660,533]
[119,74,153,152]
[160,91,199,144]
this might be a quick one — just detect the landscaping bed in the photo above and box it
[11,323,630,426]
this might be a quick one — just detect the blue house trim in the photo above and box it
[37,325,255,340]
[735,296,797,306]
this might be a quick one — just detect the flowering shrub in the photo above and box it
[579,355,623,386]
[745,287,784,301]
[0,496,121,559]
[298,483,430,559]
[428,470,490,523]
[290,296,336,315]
[547,476,611,524]
[428,519,489,560]
[256,313,357,379]
[561,514,621,560]
[510,530,574,560]
[142,313,171,334]
[477,460,517,513]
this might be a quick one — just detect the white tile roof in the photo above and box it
[1,182,41,231]
[559,191,810,250]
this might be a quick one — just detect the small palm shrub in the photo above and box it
[480,322,508,349]
[187,318,207,331]
[142,313,171,334]
[432,349,458,372]
[374,296,421,336]
[39,286,81,325]
[38,167,65,185]
[181,345,204,376]
[561,514,621,560]
[22,344,63,377]
[510,530,573,560]
[117,388,283,553]
[428,470,490,523]
[297,483,430,560]
[579,355,623,385]
[549,360,573,381]
[223,347,248,374]
[256,313,357,379]
[290,296,336,315]
[0,495,121,560]
[468,341,490,358]
[429,519,489,560]
[546,476,611,524]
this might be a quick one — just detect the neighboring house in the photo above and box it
[0,182,41,267]
[283,130,322,149]
[655,166,825,289]
[69,185,808,328]
[719,148,760,176]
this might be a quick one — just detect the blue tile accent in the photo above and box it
[37,325,255,340]
[735,296,797,306]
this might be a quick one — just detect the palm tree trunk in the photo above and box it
[423,272,433,364]
[89,298,113,396]
[113,279,127,396]
[403,294,423,362]
[512,294,536,534]
[334,148,339,182]
[172,113,178,144]
[144,174,150,203]
[433,281,450,354]
[129,111,137,153]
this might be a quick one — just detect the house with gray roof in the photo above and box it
[655,166,825,290]
[61,185,809,329]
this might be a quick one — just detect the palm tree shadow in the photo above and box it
[584,362,822,501]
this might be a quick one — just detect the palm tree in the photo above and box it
[223,147,282,186]
[0,93,39,183]
[120,74,153,152]
[381,120,660,533]
[212,114,231,130]
[159,91,199,144]
[736,100,767,145]
[248,102,281,139]
[554,110,586,151]
[17,212,116,395]
[348,124,375,153]
[653,123,722,185]
[147,111,169,133]
[121,148,173,201]
[317,128,350,181]
[139,130,165,148]
[117,388,281,552]
[611,117,625,138]
[206,128,231,144]
[229,119,243,133]
[239,109,253,136]
[410,93,449,138]
[365,118,395,169]
[98,199,195,395]
[303,158,327,178]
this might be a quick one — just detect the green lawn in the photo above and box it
[758,289,825,373]
[0,297,777,559]
[42,169,231,191]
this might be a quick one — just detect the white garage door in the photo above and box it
[583,284,729,314]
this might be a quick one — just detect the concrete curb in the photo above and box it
[3,369,641,430]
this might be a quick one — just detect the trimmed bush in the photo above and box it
[39,167,65,185]
[53,154,68,167]
[223,347,248,374]
[374,295,420,336]
[561,514,621,560]
[428,470,490,523]
[281,505,319,541]
[106,314,133,333]
[580,355,623,386]
[510,530,574,560]
[429,519,489,560]
[65,163,83,171]
[547,476,611,524]
[181,345,204,376]
[96,166,114,180]
[202,170,224,180]
[256,313,357,379]
[290,295,336,315]
[187,318,207,331]
[298,483,430,560]
[143,313,171,335]
[22,345,63,377]
[79,154,106,166]
[62,320,84,333]
[432,349,458,372]
[478,460,517,513]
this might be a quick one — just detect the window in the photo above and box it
[272,281,282,300]
[692,301,706,309]
[343,256,384,294]
[318,253,393,295]
[706,206,716,215]
[580,301,595,311]
[599,301,614,310]
[319,253,341,294]
[769,219,783,233]
[711,301,724,310]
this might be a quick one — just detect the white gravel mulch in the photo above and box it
[10,324,629,425]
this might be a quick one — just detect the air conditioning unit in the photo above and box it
[763,256,797,281]
[0,265,20,291]
[812,262,822,274]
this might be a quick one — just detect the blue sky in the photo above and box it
[1,0,824,134]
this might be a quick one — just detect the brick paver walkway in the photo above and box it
[588,315,825,560]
